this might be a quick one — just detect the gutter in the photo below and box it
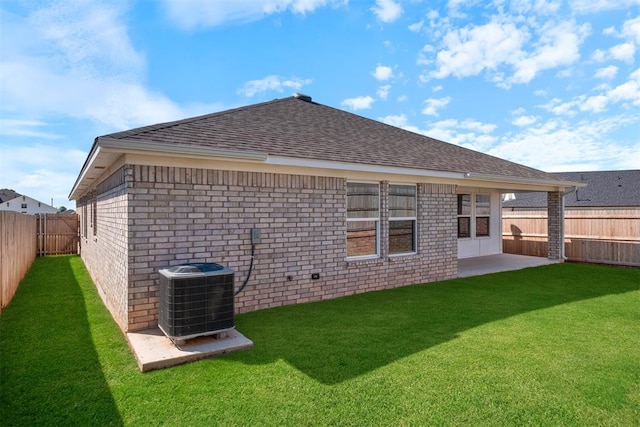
[463,172,585,189]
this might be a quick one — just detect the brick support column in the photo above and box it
[547,191,564,261]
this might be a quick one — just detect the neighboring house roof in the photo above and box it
[503,170,640,208]
[0,189,21,203]
[70,95,577,199]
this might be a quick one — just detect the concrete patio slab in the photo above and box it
[127,328,253,372]
[458,254,561,278]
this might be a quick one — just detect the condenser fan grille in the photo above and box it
[158,263,235,340]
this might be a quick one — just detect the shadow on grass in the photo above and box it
[0,256,122,426]
[232,263,640,385]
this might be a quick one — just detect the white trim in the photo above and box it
[269,156,465,180]
[346,182,381,259]
[389,183,417,256]
[70,138,581,200]
[464,172,583,189]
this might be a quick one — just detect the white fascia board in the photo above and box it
[463,172,584,190]
[265,156,467,180]
[98,137,269,161]
[68,145,103,200]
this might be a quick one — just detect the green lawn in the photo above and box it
[1,256,639,426]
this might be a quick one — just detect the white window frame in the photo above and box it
[457,194,472,239]
[475,193,491,238]
[346,181,380,260]
[389,184,417,256]
[457,192,491,239]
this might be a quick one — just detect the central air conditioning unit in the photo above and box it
[158,262,235,341]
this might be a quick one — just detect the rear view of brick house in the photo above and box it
[70,94,576,333]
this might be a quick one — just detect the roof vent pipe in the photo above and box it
[293,93,312,102]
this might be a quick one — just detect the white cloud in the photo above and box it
[377,85,391,100]
[569,0,640,14]
[622,16,640,44]
[508,20,590,86]
[509,0,562,15]
[591,49,607,62]
[594,65,618,80]
[372,65,394,81]
[380,114,408,127]
[460,119,497,133]
[580,95,609,112]
[237,75,312,97]
[426,16,590,88]
[489,115,640,171]
[371,0,402,23]
[380,113,426,135]
[408,20,424,32]
[583,68,640,112]
[341,96,375,110]
[161,0,339,29]
[383,108,639,172]
[0,119,61,139]
[512,115,538,126]
[429,17,529,80]
[540,97,580,116]
[422,97,451,116]
[421,118,498,151]
[0,1,229,207]
[0,143,88,206]
[609,43,636,63]
[608,79,640,105]
[0,2,205,130]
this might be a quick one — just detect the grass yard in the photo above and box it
[1,256,639,426]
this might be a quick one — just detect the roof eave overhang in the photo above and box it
[69,138,581,200]
[69,137,269,200]
[462,172,585,192]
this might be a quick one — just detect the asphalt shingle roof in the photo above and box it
[503,170,640,208]
[103,96,566,183]
[0,189,21,203]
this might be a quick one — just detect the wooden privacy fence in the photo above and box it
[37,213,80,256]
[1,211,37,310]
[503,208,640,267]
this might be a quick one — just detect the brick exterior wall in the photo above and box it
[78,168,130,331]
[547,191,564,260]
[80,164,458,332]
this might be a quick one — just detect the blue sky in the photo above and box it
[1,0,639,209]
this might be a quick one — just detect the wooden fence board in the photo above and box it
[1,212,37,310]
[503,208,640,267]
[37,214,79,255]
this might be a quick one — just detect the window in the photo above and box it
[21,203,27,209]
[458,193,491,238]
[82,203,88,237]
[457,194,471,238]
[347,182,379,258]
[475,194,491,237]
[92,192,97,236]
[389,184,416,254]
